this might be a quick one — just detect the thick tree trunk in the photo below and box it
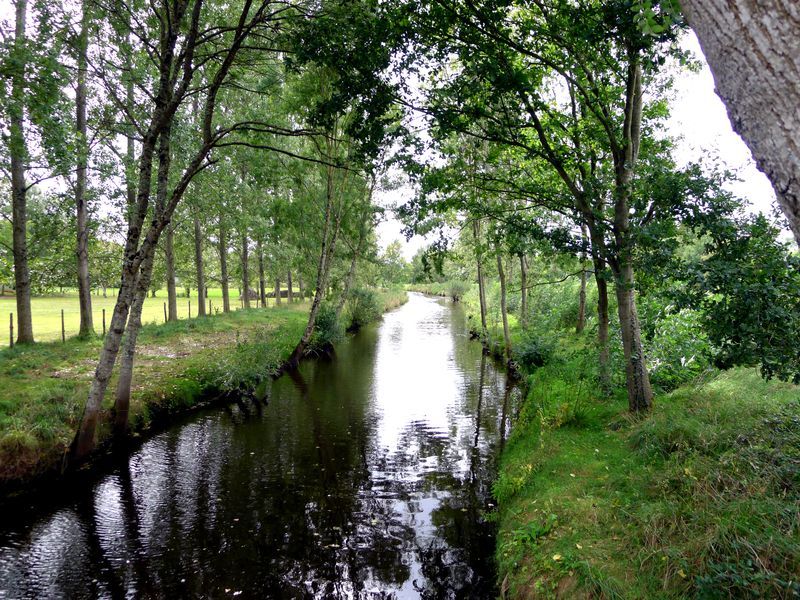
[75,2,93,338]
[274,278,281,305]
[194,215,206,316]
[241,233,250,309]
[257,239,266,307]
[519,253,528,328]
[287,271,293,303]
[612,263,653,412]
[219,217,230,313]
[165,225,178,320]
[681,0,800,247]
[112,254,155,435]
[10,0,33,344]
[496,252,512,365]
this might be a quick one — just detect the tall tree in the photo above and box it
[680,0,800,246]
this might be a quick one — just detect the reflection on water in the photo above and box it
[0,293,517,599]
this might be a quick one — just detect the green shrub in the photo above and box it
[345,288,381,331]
[310,301,344,349]
[515,332,554,371]
[448,280,469,302]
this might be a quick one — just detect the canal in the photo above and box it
[0,293,517,598]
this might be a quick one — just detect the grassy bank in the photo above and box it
[495,350,800,598]
[0,287,289,348]
[0,288,406,487]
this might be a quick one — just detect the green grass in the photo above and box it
[0,288,407,486]
[0,287,291,347]
[495,344,800,599]
[0,303,310,484]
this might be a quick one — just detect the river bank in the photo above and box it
[408,282,799,598]
[0,289,407,491]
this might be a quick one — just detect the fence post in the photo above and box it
[102,309,106,337]
[163,302,167,323]
[9,313,13,349]
[61,309,65,343]
[209,299,212,315]
[189,299,191,318]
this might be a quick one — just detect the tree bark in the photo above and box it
[594,262,611,394]
[287,271,293,303]
[165,225,178,320]
[10,0,33,344]
[298,275,304,300]
[519,253,528,329]
[576,225,588,334]
[681,0,800,247]
[257,239,266,307]
[194,214,206,316]
[241,232,250,309]
[472,220,488,340]
[274,277,281,305]
[496,252,512,365]
[75,1,94,338]
[219,216,230,313]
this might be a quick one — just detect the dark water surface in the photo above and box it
[0,293,517,599]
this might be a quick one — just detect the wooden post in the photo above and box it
[189,299,191,318]
[209,299,212,314]
[164,302,167,323]
[102,309,106,336]
[9,313,13,349]
[61,309,65,343]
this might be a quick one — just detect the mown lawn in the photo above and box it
[495,360,800,599]
[0,287,289,347]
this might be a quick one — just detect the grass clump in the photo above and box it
[495,359,800,599]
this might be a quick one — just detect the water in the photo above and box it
[0,293,517,599]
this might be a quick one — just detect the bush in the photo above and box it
[345,288,382,331]
[645,307,713,391]
[448,280,469,302]
[310,301,344,349]
[515,332,554,371]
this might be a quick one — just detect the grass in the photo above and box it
[0,289,407,486]
[0,287,290,347]
[494,339,800,599]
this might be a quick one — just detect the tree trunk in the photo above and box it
[496,252,512,365]
[10,0,33,344]
[298,274,304,301]
[472,220,488,340]
[612,262,652,412]
[75,2,93,338]
[576,225,588,334]
[519,253,528,329]
[112,253,155,435]
[288,159,344,367]
[681,0,800,247]
[274,278,281,306]
[165,225,178,320]
[257,239,266,307]
[241,232,250,309]
[193,215,206,316]
[219,217,230,313]
[287,271,293,303]
[594,262,611,394]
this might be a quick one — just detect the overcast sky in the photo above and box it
[377,32,779,259]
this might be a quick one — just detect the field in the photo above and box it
[0,287,288,347]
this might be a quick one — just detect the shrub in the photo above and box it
[448,280,469,302]
[310,301,344,349]
[345,288,381,331]
[515,332,554,371]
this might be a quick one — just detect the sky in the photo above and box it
[376,32,780,260]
